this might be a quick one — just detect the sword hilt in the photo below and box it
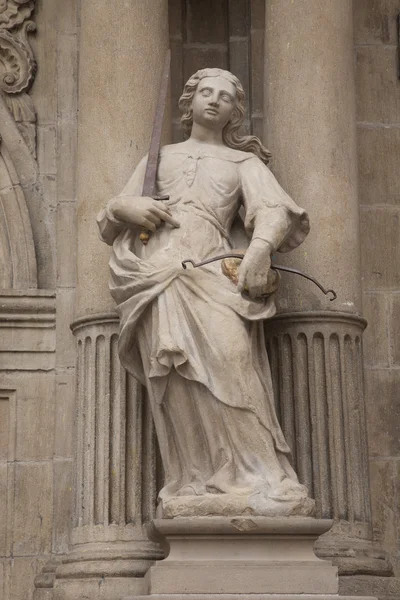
[139,195,170,245]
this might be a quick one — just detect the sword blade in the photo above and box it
[142,49,171,197]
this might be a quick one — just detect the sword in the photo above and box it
[139,49,171,245]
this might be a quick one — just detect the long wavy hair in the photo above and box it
[178,68,271,165]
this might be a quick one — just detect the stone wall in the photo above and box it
[1,1,400,599]
[354,0,400,576]
[0,1,79,598]
[169,0,265,141]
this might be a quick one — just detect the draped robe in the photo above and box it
[97,142,314,516]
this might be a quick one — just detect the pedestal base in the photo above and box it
[132,595,376,600]
[126,516,373,600]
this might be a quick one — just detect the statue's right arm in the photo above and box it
[96,156,179,246]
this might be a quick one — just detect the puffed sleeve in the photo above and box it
[240,155,310,253]
[96,155,147,246]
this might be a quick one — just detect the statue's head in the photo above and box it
[179,68,244,136]
[179,68,271,165]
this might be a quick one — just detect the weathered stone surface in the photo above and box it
[353,0,400,45]
[365,369,400,457]
[356,46,400,124]
[9,557,48,600]
[389,294,400,365]
[360,208,400,290]
[369,460,397,553]
[13,462,53,556]
[183,46,228,82]
[55,288,75,367]
[0,463,7,555]
[37,125,57,176]
[358,126,400,206]
[30,0,57,124]
[340,574,400,599]
[148,517,337,596]
[228,0,249,37]
[53,459,73,554]
[57,203,77,288]
[57,33,78,124]
[15,373,55,461]
[265,0,361,313]
[54,370,76,459]
[185,0,228,43]
[362,292,389,366]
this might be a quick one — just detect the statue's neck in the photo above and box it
[190,123,224,146]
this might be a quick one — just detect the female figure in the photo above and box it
[97,69,313,517]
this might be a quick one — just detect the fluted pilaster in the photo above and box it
[265,312,391,575]
[54,316,162,598]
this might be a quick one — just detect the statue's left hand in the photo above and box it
[237,239,272,299]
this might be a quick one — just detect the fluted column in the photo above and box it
[264,0,390,576]
[54,1,169,598]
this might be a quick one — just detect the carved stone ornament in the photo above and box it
[0,0,36,154]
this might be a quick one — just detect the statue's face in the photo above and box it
[191,76,237,131]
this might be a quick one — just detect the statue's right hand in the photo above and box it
[108,195,180,232]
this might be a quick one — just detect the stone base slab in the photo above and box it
[145,517,340,596]
[131,595,377,600]
[340,575,400,598]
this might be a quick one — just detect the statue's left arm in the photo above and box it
[237,156,310,298]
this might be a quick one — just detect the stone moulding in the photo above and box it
[0,0,39,289]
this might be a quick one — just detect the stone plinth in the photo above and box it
[130,517,377,600]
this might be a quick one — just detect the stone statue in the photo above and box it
[97,68,314,518]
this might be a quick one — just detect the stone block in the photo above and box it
[147,518,338,596]
[356,46,400,124]
[9,557,47,600]
[57,203,77,288]
[0,395,10,461]
[360,207,400,290]
[358,126,400,205]
[37,125,56,176]
[56,120,78,203]
[150,563,338,595]
[251,28,264,115]
[168,0,183,39]
[54,576,147,600]
[13,462,53,556]
[133,593,376,600]
[353,0,400,45]
[252,115,264,140]
[369,460,397,552]
[55,289,76,368]
[365,368,400,457]
[57,33,78,123]
[183,47,228,83]
[29,0,57,124]
[389,294,400,365]
[31,177,57,288]
[0,463,7,555]
[340,574,400,598]
[170,39,184,119]
[54,370,76,459]
[53,459,73,553]
[251,0,266,30]
[229,39,250,116]
[362,292,389,366]
[228,0,249,37]
[56,0,78,34]
[0,559,9,600]
[15,373,55,461]
[186,0,228,43]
